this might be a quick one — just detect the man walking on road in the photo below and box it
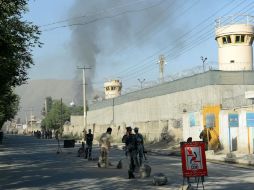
[98,127,112,168]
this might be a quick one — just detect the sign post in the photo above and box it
[180,141,208,189]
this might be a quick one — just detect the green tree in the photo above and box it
[42,100,70,130]
[0,1,41,129]
[0,90,19,127]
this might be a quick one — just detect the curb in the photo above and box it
[111,144,254,169]
[150,149,254,169]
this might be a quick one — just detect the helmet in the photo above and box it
[126,126,132,131]
[134,127,139,131]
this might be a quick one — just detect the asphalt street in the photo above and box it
[0,135,254,190]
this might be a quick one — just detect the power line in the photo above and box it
[112,0,251,81]
[108,0,180,57]
[41,1,165,32]
[102,0,240,81]
[164,3,254,62]
[40,0,147,27]
[111,0,199,76]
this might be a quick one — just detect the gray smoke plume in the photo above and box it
[68,0,183,104]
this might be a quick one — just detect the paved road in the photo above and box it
[0,135,254,190]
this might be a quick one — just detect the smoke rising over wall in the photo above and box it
[68,0,184,104]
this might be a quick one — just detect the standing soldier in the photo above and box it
[124,126,138,179]
[98,127,112,168]
[85,129,94,159]
[122,131,128,157]
[134,127,144,167]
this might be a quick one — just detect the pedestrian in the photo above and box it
[49,130,52,139]
[124,126,138,179]
[98,127,112,168]
[134,127,144,167]
[85,129,94,159]
[199,128,211,150]
[122,131,128,157]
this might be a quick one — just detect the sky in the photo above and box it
[24,0,254,96]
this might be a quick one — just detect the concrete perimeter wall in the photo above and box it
[66,71,254,144]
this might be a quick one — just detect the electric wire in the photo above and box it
[41,1,165,32]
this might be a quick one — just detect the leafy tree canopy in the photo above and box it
[0,0,41,129]
[41,100,70,130]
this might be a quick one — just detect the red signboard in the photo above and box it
[181,141,208,177]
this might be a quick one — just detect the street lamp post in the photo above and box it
[201,56,207,72]
[138,78,146,89]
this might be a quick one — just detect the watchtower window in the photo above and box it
[222,36,231,44]
[111,86,116,90]
[235,35,245,43]
[106,87,110,91]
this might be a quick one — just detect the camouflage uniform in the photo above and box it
[98,129,112,168]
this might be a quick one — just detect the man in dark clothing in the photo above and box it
[122,132,128,157]
[123,126,138,179]
[134,127,144,167]
[85,129,94,159]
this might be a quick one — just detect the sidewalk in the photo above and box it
[85,141,254,169]
[146,144,254,168]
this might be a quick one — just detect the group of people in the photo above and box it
[33,130,53,139]
[78,126,146,179]
[122,127,145,179]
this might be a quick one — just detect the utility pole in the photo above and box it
[60,98,63,133]
[112,98,115,126]
[137,78,145,89]
[77,66,91,131]
[201,56,207,72]
[30,108,33,132]
[158,55,166,83]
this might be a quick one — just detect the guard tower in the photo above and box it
[104,80,122,99]
[215,15,254,71]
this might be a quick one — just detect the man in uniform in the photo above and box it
[85,129,94,159]
[124,126,137,179]
[122,131,128,157]
[134,127,144,167]
[98,127,112,168]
